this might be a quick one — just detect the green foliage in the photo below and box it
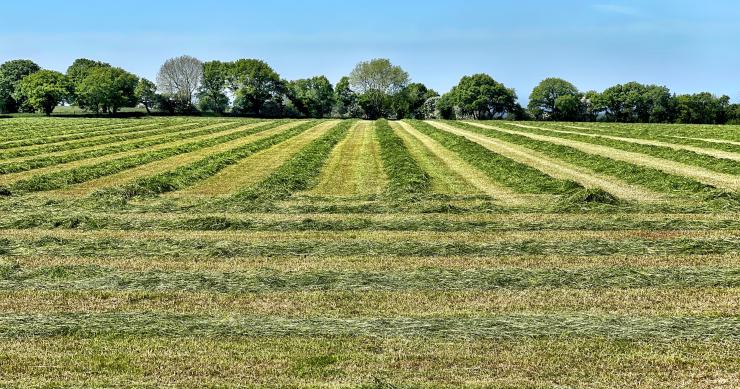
[349,59,409,119]
[198,61,230,114]
[15,70,68,116]
[76,67,139,114]
[65,58,111,104]
[287,76,335,118]
[390,83,438,119]
[528,78,583,120]
[441,74,518,119]
[228,59,283,116]
[134,78,157,114]
[675,93,731,124]
[594,82,674,123]
[0,59,41,113]
[375,119,430,198]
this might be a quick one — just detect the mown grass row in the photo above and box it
[0,264,737,291]
[0,119,137,142]
[0,119,232,160]
[375,119,431,198]
[100,121,319,199]
[498,122,740,175]
[228,121,354,205]
[0,234,737,257]
[0,119,189,150]
[408,120,581,194]
[450,122,717,196]
[5,121,288,194]
[544,122,740,154]
[0,312,736,340]
[0,121,240,175]
[3,288,737,316]
[2,211,740,231]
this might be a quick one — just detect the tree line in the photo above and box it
[1,56,738,124]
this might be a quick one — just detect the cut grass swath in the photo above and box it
[375,119,431,199]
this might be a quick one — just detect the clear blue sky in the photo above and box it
[2,0,738,102]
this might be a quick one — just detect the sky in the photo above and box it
[1,0,739,103]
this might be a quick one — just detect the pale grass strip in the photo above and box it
[174,120,339,197]
[0,228,733,243]
[428,121,663,202]
[466,121,740,191]
[309,121,387,196]
[0,121,243,186]
[397,121,529,205]
[509,122,740,161]
[50,121,280,196]
[670,135,740,147]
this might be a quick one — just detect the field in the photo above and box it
[0,116,738,387]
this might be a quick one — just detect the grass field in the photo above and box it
[0,116,738,387]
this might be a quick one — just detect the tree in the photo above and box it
[348,59,409,119]
[198,60,230,113]
[444,74,518,119]
[333,76,360,118]
[598,82,674,123]
[15,70,67,116]
[287,76,334,118]
[391,83,438,119]
[528,78,582,120]
[135,78,157,114]
[675,93,731,124]
[66,58,111,104]
[227,59,283,116]
[156,55,203,111]
[0,59,41,113]
[76,67,138,114]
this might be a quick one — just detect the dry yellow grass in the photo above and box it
[428,121,664,202]
[308,121,387,196]
[174,120,339,197]
[467,121,740,191]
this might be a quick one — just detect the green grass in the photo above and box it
[0,117,737,387]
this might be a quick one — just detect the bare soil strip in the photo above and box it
[509,122,740,161]
[467,121,740,191]
[428,121,663,202]
[50,122,283,196]
[175,121,339,197]
[398,121,529,204]
[309,121,387,196]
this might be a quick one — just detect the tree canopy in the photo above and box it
[76,67,138,113]
[15,70,67,116]
[442,74,518,119]
[528,78,582,120]
[0,59,41,113]
[349,59,409,119]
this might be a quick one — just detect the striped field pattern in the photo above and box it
[0,117,738,387]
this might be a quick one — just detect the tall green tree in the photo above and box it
[135,78,157,114]
[66,58,111,104]
[15,70,68,116]
[348,58,409,119]
[391,83,438,119]
[528,78,582,120]
[443,74,518,119]
[598,82,674,122]
[198,60,230,113]
[333,76,359,118]
[0,60,41,113]
[76,67,138,114]
[675,93,731,124]
[227,59,283,116]
[287,76,335,118]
